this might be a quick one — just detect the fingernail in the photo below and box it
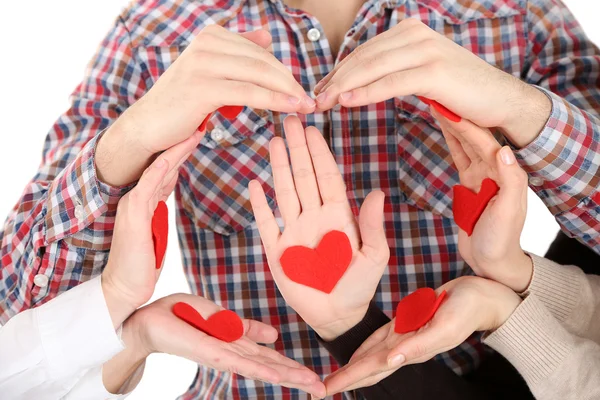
[339,92,352,102]
[304,95,316,108]
[500,146,516,165]
[288,96,301,105]
[154,158,166,168]
[388,353,405,368]
[316,91,327,104]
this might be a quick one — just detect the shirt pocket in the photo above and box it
[178,107,277,236]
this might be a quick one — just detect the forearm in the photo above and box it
[484,295,600,399]
[521,253,600,343]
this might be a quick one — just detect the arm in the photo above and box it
[515,0,600,253]
[0,277,125,400]
[484,294,600,400]
[520,253,600,344]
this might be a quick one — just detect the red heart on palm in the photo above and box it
[198,105,244,132]
[452,178,499,236]
[172,302,244,343]
[151,201,168,269]
[394,288,447,334]
[279,230,353,294]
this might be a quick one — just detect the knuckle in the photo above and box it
[293,168,313,179]
[401,17,422,28]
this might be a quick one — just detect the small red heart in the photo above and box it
[452,178,499,236]
[394,288,447,334]
[279,230,353,294]
[151,201,168,269]
[172,302,244,343]
[198,106,244,132]
[418,96,461,122]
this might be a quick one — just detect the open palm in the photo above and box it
[249,116,389,340]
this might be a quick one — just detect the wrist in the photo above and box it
[500,84,552,148]
[95,117,155,187]
[102,316,149,394]
[101,272,140,329]
[313,307,369,341]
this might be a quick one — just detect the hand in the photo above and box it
[101,133,201,328]
[102,294,326,398]
[97,26,315,186]
[249,116,390,341]
[435,111,533,292]
[314,18,551,148]
[323,277,521,396]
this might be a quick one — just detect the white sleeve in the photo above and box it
[0,276,126,400]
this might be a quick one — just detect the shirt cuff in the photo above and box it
[520,253,583,323]
[514,87,600,215]
[316,303,390,366]
[36,276,125,380]
[44,131,133,248]
[483,295,572,389]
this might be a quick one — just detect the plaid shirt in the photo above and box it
[2,0,600,398]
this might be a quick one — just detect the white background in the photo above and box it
[0,1,598,399]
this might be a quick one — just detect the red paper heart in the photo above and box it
[453,178,499,236]
[418,96,461,122]
[172,302,244,343]
[198,106,244,132]
[279,230,353,294]
[394,288,447,334]
[151,201,168,269]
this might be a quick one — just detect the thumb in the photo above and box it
[240,29,272,49]
[494,146,528,215]
[387,323,446,366]
[358,190,390,266]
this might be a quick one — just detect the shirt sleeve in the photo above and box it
[516,0,600,253]
[484,295,600,400]
[0,13,145,323]
[520,253,600,344]
[0,276,125,400]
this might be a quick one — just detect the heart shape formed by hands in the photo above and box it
[452,178,499,236]
[198,105,244,132]
[418,96,461,122]
[151,201,168,269]
[279,230,353,294]
[172,301,244,342]
[394,288,447,334]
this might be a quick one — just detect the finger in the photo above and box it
[434,109,500,166]
[270,137,301,224]
[132,156,170,208]
[337,369,395,394]
[387,324,448,366]
[248,180,280,252]
[436,119,472,173]
[304,126,347,204]
[358,191,389,266]
[324,351,391,396]
[494,146,528,213]
[203,53,311,109]
[349,323,391,361]
[211,80,308,114]
[315,18,429,94]
[243,319,279,344]
[239,29,273,49]
[317,43,432,110]
[331,68,430,111]
[284,116,322,211]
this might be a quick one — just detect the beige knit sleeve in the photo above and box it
[484,295,600,400]
[522,253,600,343]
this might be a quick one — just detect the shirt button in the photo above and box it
[211,128,225,143]
[307,28,321,42]
[74,205,85,220]
[529,176,545,187]
[33,274,49,288]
